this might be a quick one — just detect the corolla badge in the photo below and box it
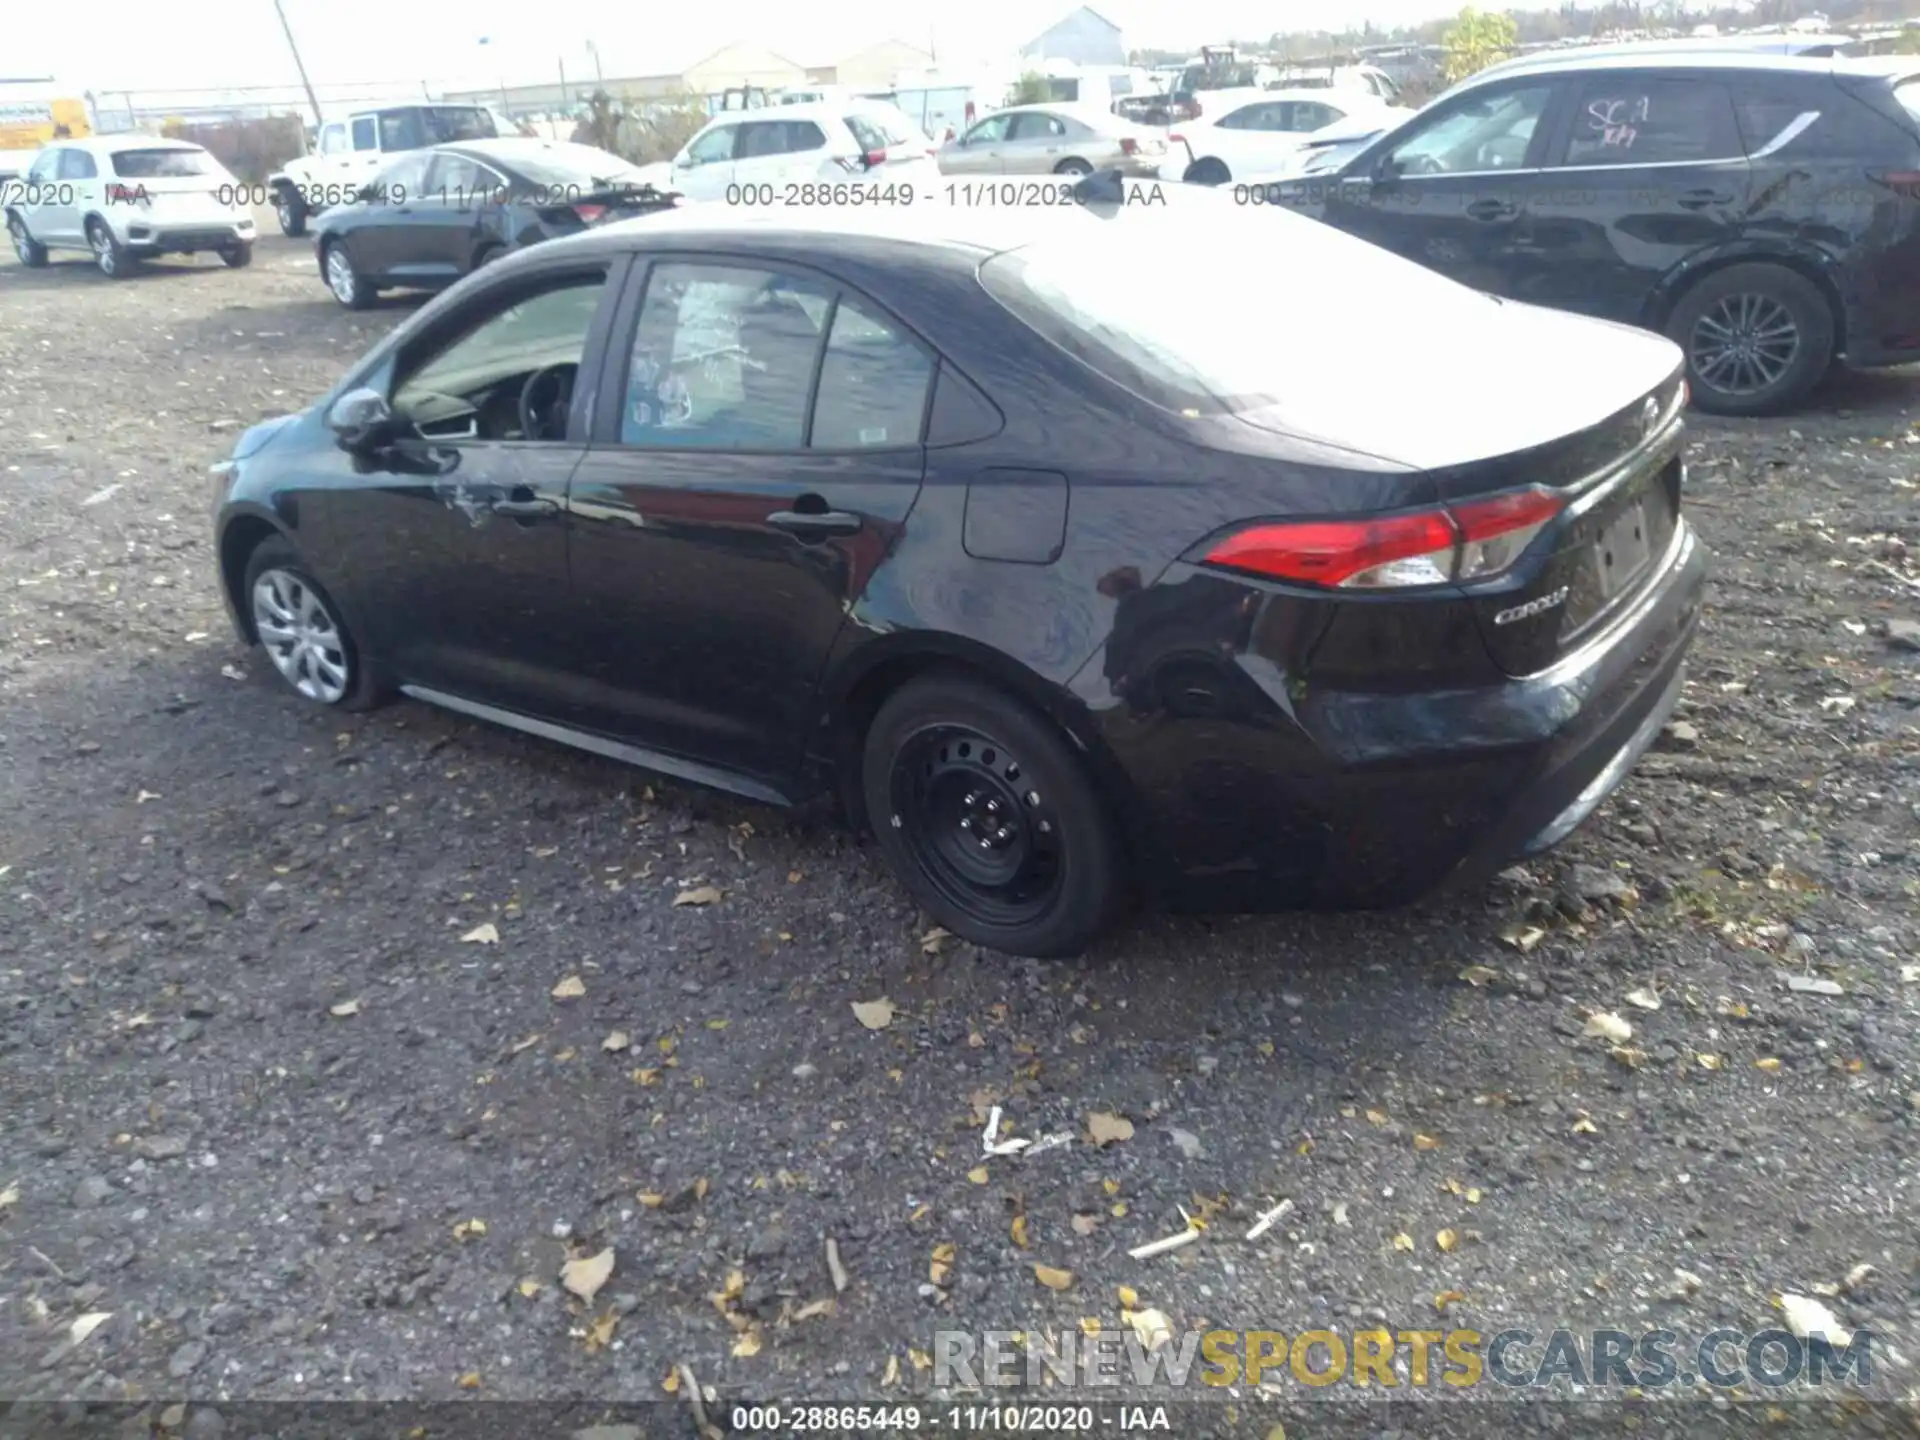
[1493,586,1570,627]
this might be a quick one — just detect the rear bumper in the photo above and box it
[125,219,254,253]
[1092,519,1708,912]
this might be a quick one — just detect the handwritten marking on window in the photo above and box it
[1586,96,1650,150]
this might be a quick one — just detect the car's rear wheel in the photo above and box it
[220,240,253,268]
[8,214,48,266]
[242,538,382,710]
[862,673,1122,958]
[1053,157,1093,176]
[87,219,136,279]
[1668,263,1833,417]
[275,187,308,237]
[323,239,373,309]
[1183,157,1230,185]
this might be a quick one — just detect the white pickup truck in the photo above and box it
[266,103,507,236]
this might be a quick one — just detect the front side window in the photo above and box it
[683,125,736,166]
[57,149,96,180]
[810,299,933,449]
[27,150,58,183]
[319,124,347,155]
[620,263,831,450]
[964,114,1012,144]
[351,116,378,151]
[1008,112,1068,141]
[428,151,503,195]
[375,151,431,196]
[392,272,609,442]
[1560,78,1741,167]
[1384,83,1552,175]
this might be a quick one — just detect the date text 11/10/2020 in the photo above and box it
[722,179,1172,208]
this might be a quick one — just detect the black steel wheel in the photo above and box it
[862,673,1122,958]
[1667,262,1833,417]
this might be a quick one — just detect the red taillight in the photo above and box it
[1202,487,1564,590]
[1120,137,1139,156]
[865,147,887,167]
[573,203,607,224]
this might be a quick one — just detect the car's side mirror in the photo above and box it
[327,387,399,452]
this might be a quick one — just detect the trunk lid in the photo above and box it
[1233,302,1687,678]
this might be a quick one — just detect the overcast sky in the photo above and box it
[12,0,1480,93]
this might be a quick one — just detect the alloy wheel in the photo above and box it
[325,246,356,305]
[888,724,1064,929]
[1689,292,1799,397]
[251,568,350,704]
[9,218,29,261]
[90,226,116,276]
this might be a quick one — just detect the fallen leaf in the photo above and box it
[601,1030,630,1053]
[882,1355,901,1387]
[1755,1057,1783,1072]
[1364,1108,1389,1126]
[1780,1294,1852,1347]
[967,1166,990,1185]
[561,1247,615,1304]
[909,1347,933,1372]
[673,886,723,907]
[1434,1289,1466,1314]
[1624,987,1662,1011]
[1126,1307,1174,1353]
[920,926,953,954]
[695,1176,711,1201]
[1392,1233,1415,1252]
[456,1371,482,1389]
[452,1218,487,1241]
[1501,926,1546,954]
[637,1191,664,1207]
[1584,1011,1633,1043]
[1032,1263,1074,1291]
[1786,975,1844,997]
[1572,1116,1599,1135]
[511,1033,544,1054]
[1436,1228,1458,1253]
[1110,1201,1128,1218]
[1266,1428,1288,1440]
[328,998,360,1018]
[631,1067,660,1085]
[732,1329,762,1358]
[1459,964,1500,986]
[1086,1111,1134,1146]
[1610,1045,1647,1070]
[852,998,895,1031]
[460,922,500,945]
[551,975,586,1000]
[585,1311,618,1351]
[662,1368,681,1394]
[69,1312,113,1345]
[1079,1317,1103,1336]
[1116,1284,1139,1308]
[1697,1052,1723,1071]
[1466,1187,1483,1204]
[1011,1215,1030,1249]
[516,1277,542,1298]
[1413,1133,1440,1151]
[0,1181,16,1209]
[793,1298,836,1321]
[930,1242,955,1287]
[1332,1202,1350,1227]
[1071,1214,1100,1236]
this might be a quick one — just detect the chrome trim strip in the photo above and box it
[1750,110,1821,159]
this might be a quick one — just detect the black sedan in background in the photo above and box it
[313,138,678,308]
[214,191,1705,958]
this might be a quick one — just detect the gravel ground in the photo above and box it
[2,221,1919,1438]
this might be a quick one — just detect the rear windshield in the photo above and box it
[1897,80,1920,127]
[978,203,1501,415]
[497,143,641,187]
[112,148,213,177]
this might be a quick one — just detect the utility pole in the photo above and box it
[586,41,604,84]
[271,0,325,127]
[559,57,570,110]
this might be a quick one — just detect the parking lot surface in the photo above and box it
[2,224,1919,1433]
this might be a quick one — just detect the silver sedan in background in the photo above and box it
[937,103,1167,178]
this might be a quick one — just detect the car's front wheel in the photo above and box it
[242,538,382,710]
[275,187,308,237]
[322,239,373,309]
[8,213,48,266]
[221,240,253,268]
[862,673,1123,958]
[1054,157,1093,176]
[1183,157,1230,185]
[1668,263,1834,417]
[87,218,136,279]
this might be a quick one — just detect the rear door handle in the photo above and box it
[490,490,559,520]
[1464,198,1516,220]
[1676,189,1734,209]
[768,507,862,537]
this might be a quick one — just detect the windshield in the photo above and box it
[111,148,215,178]
[423,107,497,143]
[1897,79,1920,127]
[978,203,1497,415]
[497,143,641,187]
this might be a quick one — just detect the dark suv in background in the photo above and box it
[1265,52,1920,415]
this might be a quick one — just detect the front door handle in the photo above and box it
[1464,198,1516,220]
[768,507,862,537]
[490,491,559,520]
[1676,189,1734,209]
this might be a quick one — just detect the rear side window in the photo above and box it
[845,114,889,152]
[810,299,933,449]
[1732,77,1916,159]
[378,111,422,150]
[112,148,213,178]
[1562,78,1742,166]
[351,116,378,150]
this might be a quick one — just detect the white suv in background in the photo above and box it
[1161,88,1405,184]
[5,136,255,277]
[665,100,936,202]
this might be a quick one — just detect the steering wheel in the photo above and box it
[1402,153,1445,176]
[518,363,577,441]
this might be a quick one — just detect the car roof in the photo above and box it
[67,134,202,153]
[993,101,1122,124]
[703,99,893,123]
[1469,47,1905,82]
[441,137,613,159]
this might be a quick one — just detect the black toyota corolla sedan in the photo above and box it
[312,137,676,309]
[211,188,1707,958]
